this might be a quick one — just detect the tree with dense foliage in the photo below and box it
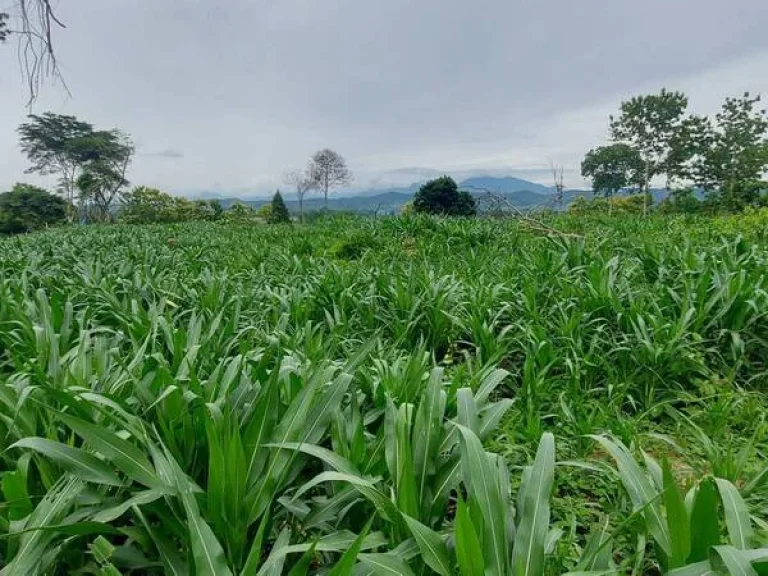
[308,149,352,209]
[120,187,223,223]
[693,93,768,210]
[0,183,67,234]
[284,168,313,221]
[268,190,290,224]
[610,89,692,214]
[581,144,644,201]
[413,176,477,216]
[18,113,134,222]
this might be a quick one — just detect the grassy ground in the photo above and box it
[1,213,767,574]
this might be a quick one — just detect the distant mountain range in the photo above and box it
[200,176,668,213]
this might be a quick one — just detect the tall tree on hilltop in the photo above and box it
[581,144,644,212]
[610,89,691,215]
[18,113,134,223]
[308,149,352,210]
[694,93,768,209]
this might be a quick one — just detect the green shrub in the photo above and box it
[0,183,68,234]
[413,176,476,216]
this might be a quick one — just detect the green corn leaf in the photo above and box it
[575,517,612,571]
[0,477,83,576]
[710,545,758,576]
[591,435,671,558]
[403,514,452,576]
[241,508,271,576]
[358,552,416,576]
[715,478,753,550]
[662,458,690,568]
[666,560,716,576]
[689,478,720,563]
[327,517,374,576]
[58,413,163,490]
[455,495,485,576]
[511,432,555,576]
[456,424,508,576]
[286,541,317,576]
[11,437,123,487]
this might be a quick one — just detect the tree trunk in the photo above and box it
[643,158,651,217]
[299,195,304,222]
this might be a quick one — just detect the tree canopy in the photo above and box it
[308,149,352,209]
[0,183,67,235]
[18,113,133,222]
[581,144,644,198]
[413,176,476,216]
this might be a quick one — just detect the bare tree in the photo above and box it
[308,149,352,209]
[1,0,67,105]
[551,162,565,208]
[283,167,313,222]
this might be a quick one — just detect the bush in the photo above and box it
[413,176,476,216]
[329,230,380,260]
[0,183,68,235]
[568,194,645,215]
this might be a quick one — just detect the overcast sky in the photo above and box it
[1,0,768,196]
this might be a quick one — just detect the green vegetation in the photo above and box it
[413,176,477,216]
[583,90,768,214]
[1,213,768,574]
[0,183,67,235]
[268,191,291,224]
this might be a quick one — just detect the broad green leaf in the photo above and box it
[455,495,485,576]
[456,424,508,576]
[358,552,416,576]
[403,514,452,576]
[328,517,374,576]
[58,413,163,490]
[511,432,555,576]
[591,435,671,558]
[11,437,122,487]
[715,478,753,550]
[689,478,720,562]
[663,458,690,568]
[710,545,758,576]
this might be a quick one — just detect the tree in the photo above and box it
[694,93,768,209]
[0,183,67,234]
[581,144,644,210]
[209,199,224,220]
[413,176,477,216]
[308,149,352,209]
[268,190,291,224]
[610,89,691,214]
[18,113,133,223]
[551,163,565,208]
[284,168,313,222]
[0,12,8,42]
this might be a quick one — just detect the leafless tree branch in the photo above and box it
[4,0,68,105]
[465,185,581,238]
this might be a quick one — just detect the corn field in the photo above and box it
[1,214,768,575]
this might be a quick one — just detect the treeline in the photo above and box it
[582,90,768,213]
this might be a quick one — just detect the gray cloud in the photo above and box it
[1,0,767,194]
[141,149,185,159]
